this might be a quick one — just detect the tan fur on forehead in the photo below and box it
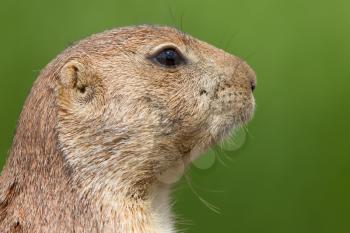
[66,25,190,55]
[0,25,256,233]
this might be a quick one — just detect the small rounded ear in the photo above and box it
[58,58,105,107]
[57,59,105,119]
[60,60,90,93]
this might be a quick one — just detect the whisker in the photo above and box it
[242,124,254,139]
[180,10,186,31]
[216,152,230,168]
[188,172,223,193]
[221,148,236,162]
[167,5,178,28]
[213,146,232,167]
[185,174,221,214]
[224,30,240,51]
[242,50,257,61]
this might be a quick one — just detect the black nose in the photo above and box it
[250,80,256,91]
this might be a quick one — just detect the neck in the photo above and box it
[73,182,175,233]
[2,150,176,233]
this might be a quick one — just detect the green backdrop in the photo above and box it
[1,0,349,232]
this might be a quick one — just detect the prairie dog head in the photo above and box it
[56,25,256,196]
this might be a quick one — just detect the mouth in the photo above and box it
[213,99,255,144]
[186,97,255,164]
[234,101,255,125]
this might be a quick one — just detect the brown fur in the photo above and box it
[0,25,256,233]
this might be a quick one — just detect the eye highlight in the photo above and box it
[151,48,186,68]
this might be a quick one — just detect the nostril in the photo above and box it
[246,66,257,92]
[250,80,256,91]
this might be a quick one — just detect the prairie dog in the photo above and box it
[0,25,256,233]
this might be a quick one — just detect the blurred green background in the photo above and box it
[1,0,350,232]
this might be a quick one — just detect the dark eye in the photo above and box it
[152,48,185,67]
